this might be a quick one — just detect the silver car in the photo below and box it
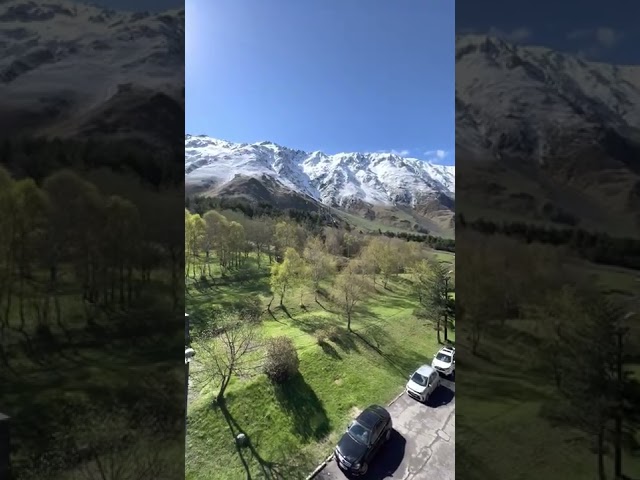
[406,364,440,402]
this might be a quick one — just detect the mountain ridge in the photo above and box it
[455,33,640,234]
[185,135,456,236]
[0,0,184,149]
[185,134,455,206]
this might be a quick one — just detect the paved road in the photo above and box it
[316,377,455,480]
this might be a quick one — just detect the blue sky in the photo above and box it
[457,0,640,64]
[186,0,455,165]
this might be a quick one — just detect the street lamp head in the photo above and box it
[185,348,195,363]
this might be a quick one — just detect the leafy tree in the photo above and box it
[411,260,453,343]
[303,236,335,301]
[269,247,305,307]
[332,262,370,331]
[274,221,301,256]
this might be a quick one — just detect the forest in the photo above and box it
[1,138,185,480]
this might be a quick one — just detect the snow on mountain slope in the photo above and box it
[185,135,455,209]
[456,34,640,162]
[0,1,184,137]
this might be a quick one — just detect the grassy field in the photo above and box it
[185,251,454,480]
[457,258,640,480]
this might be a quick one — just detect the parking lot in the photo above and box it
[316,377,455,480]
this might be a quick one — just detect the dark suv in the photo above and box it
[334,405,393,475]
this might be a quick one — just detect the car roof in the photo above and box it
[356,405,388,428]
[415,364,436,376]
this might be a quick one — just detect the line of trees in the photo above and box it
[0,167,182,364]
[186,195,455,252]
[1,137,183,188]
[459,214,640,269]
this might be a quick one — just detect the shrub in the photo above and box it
[263,336,299,383]
[315,329,328,345]
[326,325,340,342]
[314,325,340,345]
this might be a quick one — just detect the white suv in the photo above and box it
[431,346,455,377]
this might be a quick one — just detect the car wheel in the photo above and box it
[361,462,368,474]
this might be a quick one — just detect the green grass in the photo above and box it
[185,255,454,480]
[457,260,640,480]
[3,264,182,479]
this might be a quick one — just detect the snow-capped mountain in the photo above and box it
[0,1,184,141]
[456,34,640,232]
[185,135,455,210]
[456,34,640,162]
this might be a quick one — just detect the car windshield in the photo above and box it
[436,353,452,363]
[348,421,371,445]
[411,372,428,386]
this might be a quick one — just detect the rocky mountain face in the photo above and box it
[185,135,456,235]
[456,34,640,233]
[0,1,184,149]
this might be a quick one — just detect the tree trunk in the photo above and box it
[443,314,448,342]
[598,426,606,480]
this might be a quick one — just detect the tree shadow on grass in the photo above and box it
[352,327,421,378]
[217,398,315,480]
[273,373,331,441]
[319,340,342,359]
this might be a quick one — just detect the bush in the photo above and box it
[326,325,340,341]
[315,329,328,344]
[315,325,340,345]
[263,336,299,383]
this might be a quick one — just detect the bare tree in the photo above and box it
[191,312,260,403]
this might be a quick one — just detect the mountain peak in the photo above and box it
[185,135,455,208]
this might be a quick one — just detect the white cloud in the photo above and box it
[488,26,532,43]
[567,26,622,50]
[425,149,448,159]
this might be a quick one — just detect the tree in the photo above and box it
[359,239,382,285]
[185,212,205,278]
[269,247,306,308]
[191,312,260,403]
[202,210,227,276]
[542,290,620,480]
[377,239,401,289]
[274,221,300,257]
[457,248,504,355]
[332,262,369,331]
[411,260,453,343]
[303,236,335,301]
